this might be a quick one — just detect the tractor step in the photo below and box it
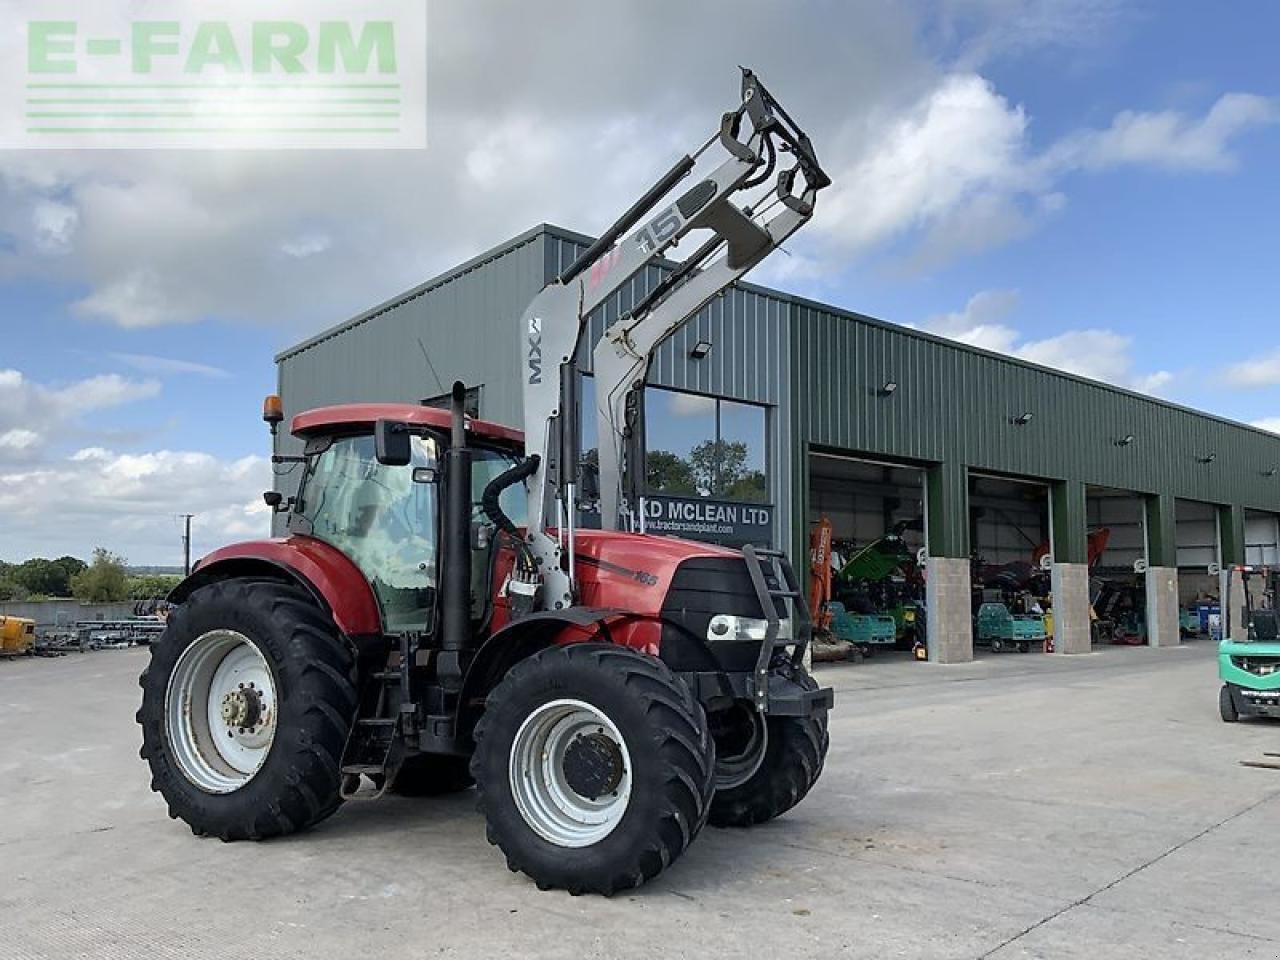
[339,663,411,794]
[341,763,387,776]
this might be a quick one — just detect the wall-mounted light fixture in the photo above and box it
[1197,453,1217,464]
[1262,467,1278,477]
[1116,434,1136,447]
[878,380,898,397]
[689,340,713,360]
[1010,412,1034,426]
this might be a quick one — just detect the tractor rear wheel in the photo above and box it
[708,666,828,828]
[391,754,474,796]
[472,643,714,895]
[137,580,357,840]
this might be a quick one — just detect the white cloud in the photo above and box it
[0,429,40,459]
[817,74,1041,258]
[921,288,1022,352]
[921,290,1174,393]
[0,448,271,564]
[0,367,265,562]
[109,352,231,379]
[0,369,160,449]
[1252,418,1280,435]
[31,201,78,254]
[281,233,332,259]
[1227,350,1280,388]
[1050,93,1277,173]
[0,2,1268,325]
[667,392,717,417]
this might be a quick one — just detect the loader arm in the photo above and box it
[519,68,829,609]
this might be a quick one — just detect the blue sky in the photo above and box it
[1,0,1277,563]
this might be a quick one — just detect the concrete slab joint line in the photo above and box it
[1049,562,1090,654]
[978,790,1280,959]
[1145,566,1180,648]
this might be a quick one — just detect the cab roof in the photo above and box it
[291,403,524,446]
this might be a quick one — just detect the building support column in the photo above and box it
[1144,493,1180,648]
[1219,503,1247,640]
[1049,480,1091,654]
[924,460,972,663]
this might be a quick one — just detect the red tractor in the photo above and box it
[137,69,833,894]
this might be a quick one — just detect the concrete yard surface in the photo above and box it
[2,642,1277,959]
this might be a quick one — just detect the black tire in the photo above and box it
[137,580,357,840]
[990,638,1004,653]
[709,666,829,828]
[391,754,474,796]
[472,643,714,895]
[1018,641,1030,653]
[1220,684,1240,723]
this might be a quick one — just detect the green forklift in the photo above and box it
[1218,565,1280,722]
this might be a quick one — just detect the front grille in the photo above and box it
[1232,656,1280,676]
[659,556,782,672]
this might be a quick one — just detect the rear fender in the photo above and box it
[169,538,382,640]
[456,609,661,741]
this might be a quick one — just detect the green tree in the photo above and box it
[645,450,697,495]
[71,548,130,602]
[54,555,88,585]
[128,574,183,600]
[724,470,767,502]
[688,439,755,498]
[0,577,29,602]
[12,557,79,597]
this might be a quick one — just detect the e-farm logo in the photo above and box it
[1,2,426,149]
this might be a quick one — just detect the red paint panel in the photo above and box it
[196,537,382,637]
[291,403,523,445]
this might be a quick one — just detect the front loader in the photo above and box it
[137,69,833,895]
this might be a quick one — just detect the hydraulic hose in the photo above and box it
[482,454,540,539]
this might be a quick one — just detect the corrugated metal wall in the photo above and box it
[791,299,1280,505]
[276,223,1280,565]
[275,228,548,459]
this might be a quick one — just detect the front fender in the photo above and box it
[455,608,659,740]
[170,537,382,638]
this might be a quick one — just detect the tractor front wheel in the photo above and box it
[472,643,714,895]
[137,580,357,840]
[1220,684,1240,723]
[708,666,829,828]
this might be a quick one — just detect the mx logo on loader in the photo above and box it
[527,316,543,384]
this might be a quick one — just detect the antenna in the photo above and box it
[417,337,446,397]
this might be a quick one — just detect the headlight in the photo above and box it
[707,614,792,642]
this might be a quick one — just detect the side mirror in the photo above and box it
[375,419,412,466]
[580,462,600,500]
[263,491,284,508]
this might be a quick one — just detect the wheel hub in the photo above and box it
[219,683,264,731]
[165,629,278,794]
[561,732,624,800]
[508,699,634,848]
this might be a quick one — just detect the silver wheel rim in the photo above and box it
[165,630,277,794]
[508,698,632,848]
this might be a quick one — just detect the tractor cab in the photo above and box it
[279,402,526,635]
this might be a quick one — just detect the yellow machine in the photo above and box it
[0,616,36,657]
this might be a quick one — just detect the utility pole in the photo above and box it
[180,514,195,576]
